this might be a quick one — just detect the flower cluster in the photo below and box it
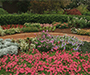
[58,22,68,29]
[32,30,84,52]
[1,24,25,30]
[0,50,90,75]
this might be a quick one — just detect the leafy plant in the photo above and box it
[32,31,84,52]
[49,27,52,32]
[18,39,29,52]
[24,23,41,28]
[4,28,21,35]
[0,39,19,57]
[21,27,39,32]
[68,17,90,28]
[79,41,90,53]
[76,4,89,14]
[0,26,6,36]
[59,23,68,29]
[52,26,56,31]
[71,27,81,34]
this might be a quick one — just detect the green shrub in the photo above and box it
[76,4,89,14]
[21,27,39,32]
[0,14,69,25]
[68,17,90,28]
[0,13,90,28]
[24,22,41,28]
[4,28,20,35]
[83,12,90,16]
[79,41,90,53]
[0,8,8,15]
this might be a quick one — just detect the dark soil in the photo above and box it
[54,28,72,34]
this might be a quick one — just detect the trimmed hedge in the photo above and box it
[0,13,90,25]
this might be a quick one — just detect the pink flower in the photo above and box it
[0,66,1,70]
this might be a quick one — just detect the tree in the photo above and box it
[29,0,71,14]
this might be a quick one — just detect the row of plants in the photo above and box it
[0,14,90,26]
[12,30,90,53]
[0,31,90,75]
[1,30,90,57]
[52,21,69,29]
[1,24,25,30]
[68,17,90,28]
[52,16,90,28]
[71,27,90,36]
[0,23,57,36]
[0,25,39,36]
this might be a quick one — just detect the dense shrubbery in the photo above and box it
[1,13,90,26]
[21,27,39,32]
[68,17,90,28]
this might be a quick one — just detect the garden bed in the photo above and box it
[0,31,90,75]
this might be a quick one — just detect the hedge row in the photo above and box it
[0,13,90,25]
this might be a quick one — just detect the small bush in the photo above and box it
[80,41,90,53]
[24,23,41,28]
[21,27,39,32]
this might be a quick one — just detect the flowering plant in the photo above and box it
[59,22,68,29]
[1,24,25,30]
[32,31,84,52]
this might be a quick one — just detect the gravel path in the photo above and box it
[0,32,90,42]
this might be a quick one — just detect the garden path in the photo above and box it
[0,32,90,42]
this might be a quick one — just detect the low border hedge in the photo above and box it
[0,14,90,25]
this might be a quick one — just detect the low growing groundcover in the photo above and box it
[0,49,90,75]
[0,31,90,75]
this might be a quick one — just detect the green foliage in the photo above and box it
[4,28,20,35]
[82,12,90,16]
[71,27,81,34]
[52,26,56,31]
[0,26,6,36]
[24,23,41,28]
[76,4,89,14]
[0,8,8,15]
[0,14,90,26]
[21,27,39,32]
[80,41,90,53]
[58,23,68,29]
[68,16,90,28]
